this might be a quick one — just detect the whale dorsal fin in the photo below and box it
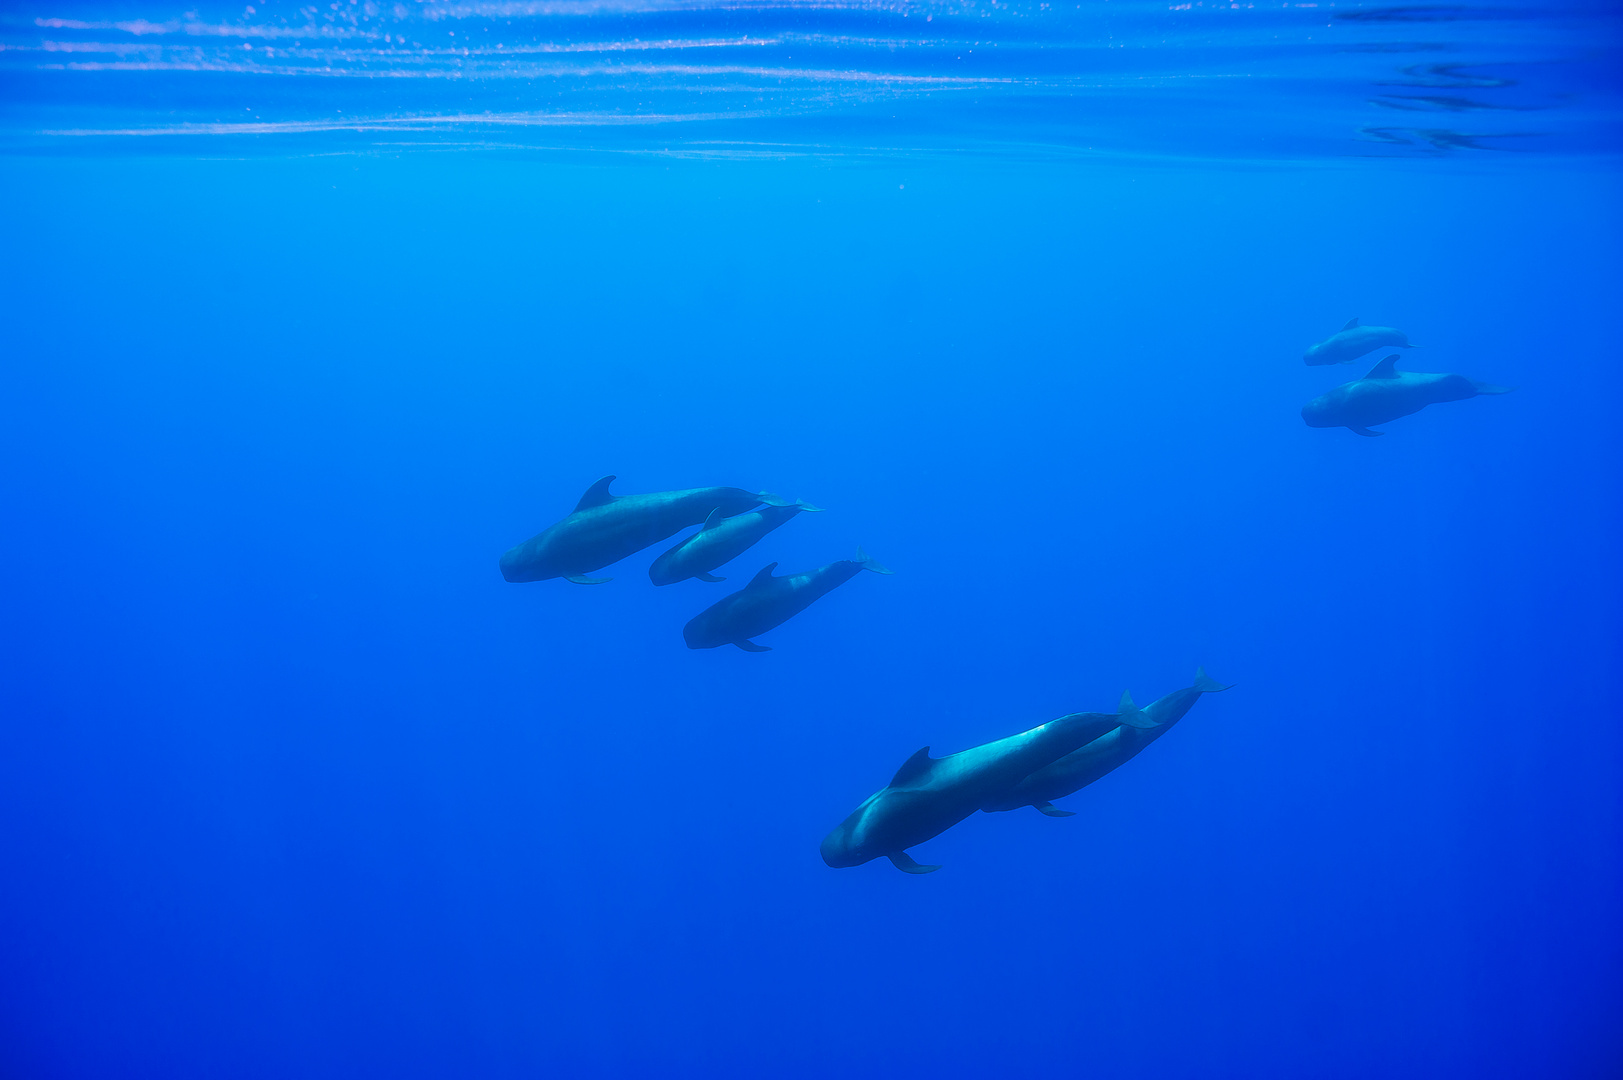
[1364,354,1401,380]
[574,476,618,512]
[1342,316,1360,331]
[890,746,935,788]
[1118,690,1157,730]
[700,507,726,531]
[748,563,779,587]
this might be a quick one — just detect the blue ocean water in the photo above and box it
[1,1,1620,1077]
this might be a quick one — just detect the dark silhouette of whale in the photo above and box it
[1304,317,1417,366]
[1302,354,1512,436]
[820,700,1158,874]
[682,547,891,652]
[499,476,792,584]
[648,500,822,586]
[980,668,1230,818]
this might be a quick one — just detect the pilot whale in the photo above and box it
[821,699,1158,874]
[499,476,792,584]
[1304,317,1416,366]
[648,500,822,586]
[1302,354,1512,436]
[981,668,1230,818]
[682,547,891,652]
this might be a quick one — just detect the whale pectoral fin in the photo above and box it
[888,852,941,874]
[564,574,612,584]
[696,572,727,583]
[1349,426,1384,438]
[1034,801,1076,818]
[733,639,772,653]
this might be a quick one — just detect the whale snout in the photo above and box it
[1300,400,1334,428]
[499,547,539,583]
[682,618,718,650]
[819,827,861,869]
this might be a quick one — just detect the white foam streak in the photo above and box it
[41,109,773,136]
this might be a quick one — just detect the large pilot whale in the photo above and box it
[499,476,793,584]
[648,500,822,586]
[682,547,891,652]
[1303,317,1416,366]
[981,668,1230,818]
[1302,354,1512,436]
[821,700,1158,874]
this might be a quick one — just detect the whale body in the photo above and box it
[981,668,1230,817]
[682,547,891,652]
[1302,354,1512,436]
[500,476,791,584]
[1304,317,1415,366]
[648,500,822,586]
[820,701,1158,874]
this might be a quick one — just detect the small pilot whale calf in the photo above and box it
[1303,317,1416,366]
[821,699,1159,874]
[681,547,891,652]
[648,499,823,586]
[981,668,1231,818]
[1302,354,1512,436]
[499,475,793,584]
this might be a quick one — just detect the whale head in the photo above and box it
[1300,395,1337,428]
[499,544,546,582]
[820,793,884,868]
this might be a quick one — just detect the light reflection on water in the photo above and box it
[2,0,1618,157]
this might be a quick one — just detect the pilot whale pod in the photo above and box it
[1303,317,1416,366]
[820,706,1159,874]
[648,499,823,586]
[1301,354,1512,436]
[981,668,1231,817]
[499,476,793,584]
[682,547,891,652]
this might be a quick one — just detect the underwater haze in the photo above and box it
[1,0,1620,1077]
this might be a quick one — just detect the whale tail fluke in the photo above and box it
[1192,667,1232,693]
[757,492,796,507]
[1470,379,1514,395]
[796,501,825,512]
[856,546,894,575]
[1117,690,1158,729]
[888,851,941,875]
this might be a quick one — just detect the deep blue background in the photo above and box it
[0,154,1618,1077]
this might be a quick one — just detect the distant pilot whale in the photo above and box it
[682,547,891,652]
[648,500,822,586]
[1304,317,1416,366]
[821,700,1158,874]
[1302,354,1512,436]
[500,476,793,584]
[981,668,1230,818]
